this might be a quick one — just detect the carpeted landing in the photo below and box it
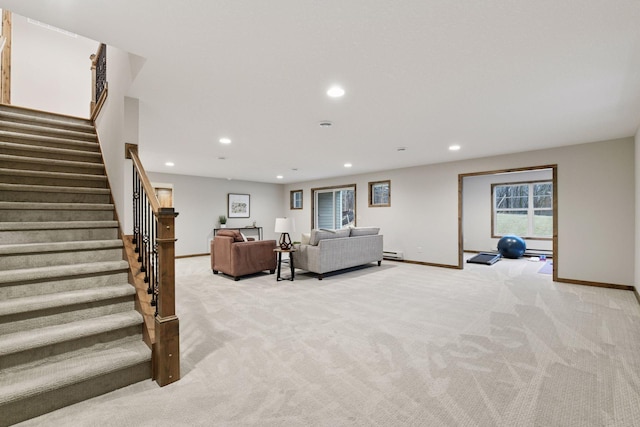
[17,256,640,426]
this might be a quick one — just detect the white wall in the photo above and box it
[284,137,635,286]
[94,45,135,229]
[146,172,284,257]
[463,169,553,253]
[11,14,97,118]
[636,125,640,290]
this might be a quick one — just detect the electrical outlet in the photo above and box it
[417,246,423,253]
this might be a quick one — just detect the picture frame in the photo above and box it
[368,180,390,207]
[290,189,303,210]
[228,193,250,218]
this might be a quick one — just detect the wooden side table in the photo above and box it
[273,248,296,281]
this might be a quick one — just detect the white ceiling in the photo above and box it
[2,0,640,183]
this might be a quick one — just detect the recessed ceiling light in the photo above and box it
[219,138,231,144]
[344,163,352,168]
[276,175,283,179]
[327,86,345,98]
[449,145,461,151]
[165,162,174,167]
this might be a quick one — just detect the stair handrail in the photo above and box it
[126,143,180,387]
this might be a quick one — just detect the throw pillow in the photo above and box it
[309,228,350,245]
[301,233,311,245]
[350,227,380,237]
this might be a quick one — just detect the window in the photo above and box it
[312,185,356,229]
[290,190,303,210]
[368,180,390,207]
[492,181,552,239]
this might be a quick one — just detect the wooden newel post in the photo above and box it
[154,207,180,386]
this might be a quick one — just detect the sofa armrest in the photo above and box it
[212,236,234,270]
[292,244,320,272]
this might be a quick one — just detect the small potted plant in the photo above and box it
[218,215,227,228]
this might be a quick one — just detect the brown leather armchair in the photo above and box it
[211,230,277,280]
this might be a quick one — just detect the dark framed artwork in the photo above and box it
[228,193,250,218]
[290,189,303,210]
[368,180,390,207]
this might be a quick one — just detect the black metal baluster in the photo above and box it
[133,167,140,250]
[151,219,159,313]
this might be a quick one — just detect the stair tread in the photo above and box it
[0,339,150,405]
[0,130,99,148]
[0,239,123,255]
[0,168,107,181]
[0,120,96,137]
[0,201,114,210]
[0,260,128,284]
[0,141,101,157]
[0,220,118,230]
[0,306,140,352]
[0,183,110,194]
[0,108,93,129]
[0,153,104,168]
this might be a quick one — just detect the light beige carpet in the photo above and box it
[17,256,640,426]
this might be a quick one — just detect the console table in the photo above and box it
[214,227,263,240]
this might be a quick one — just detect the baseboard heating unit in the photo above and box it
[383,250,404,261]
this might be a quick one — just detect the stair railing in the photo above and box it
[89,43,107,120]
[126,143,180,386]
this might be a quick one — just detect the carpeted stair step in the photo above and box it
[0,220,118,244]
[0,168,107,188]
[0,140,102,163]
[0,130,99,152]
[0,340,151,426]
[0,240,123,270]
[0,183,111,204]
[0,260,128,286]
[0,110,94,133]
[0,154,105,175]
[0,201,114,222]
[0,261,130,301]
[0,120,97,142]
[0,261,132,331]
[0,303,141,368]
[0,104,92,127]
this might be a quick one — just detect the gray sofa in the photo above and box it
[292,227,383,279]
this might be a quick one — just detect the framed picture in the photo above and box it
[368,180,390,207]
[228,193,250,218]
[290,189,303,210]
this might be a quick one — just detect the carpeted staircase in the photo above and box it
[0,105,151,426]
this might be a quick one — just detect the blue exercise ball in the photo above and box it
[497,235,526,259]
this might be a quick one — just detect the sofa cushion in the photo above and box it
[301,233,311,245]
[350,227,380,237]
[217,230,244,242]
[309,228,350,245]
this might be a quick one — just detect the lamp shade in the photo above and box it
[274,217,295,233]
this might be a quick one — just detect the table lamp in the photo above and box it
[274,217,295,250]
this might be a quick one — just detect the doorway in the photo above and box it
[458,165,557,281]
[152,183,174,208]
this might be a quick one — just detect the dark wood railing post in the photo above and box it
[126,143,180,386]
[154,208,180,386]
